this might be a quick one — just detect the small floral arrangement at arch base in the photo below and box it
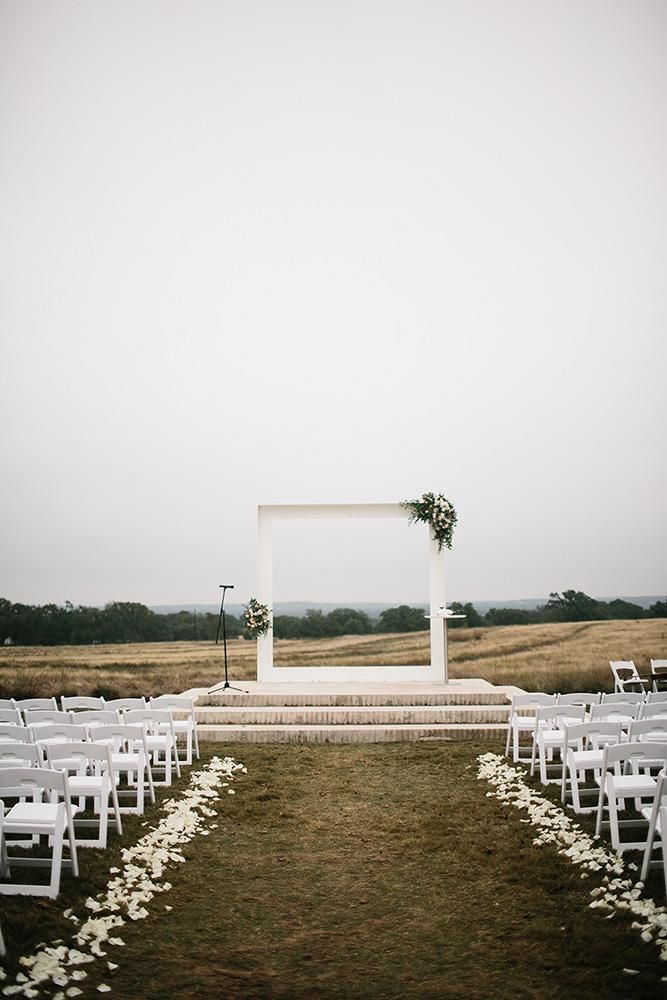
[401,492,457,552]
[243,598,272,638]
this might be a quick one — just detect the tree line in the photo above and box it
[0,591,665,647]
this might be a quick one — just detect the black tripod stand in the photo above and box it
[214,584,247,694]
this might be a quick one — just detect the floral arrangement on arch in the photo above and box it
[400,492,457,551]
[243,597,272,638]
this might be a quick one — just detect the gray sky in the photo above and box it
[1,0,665,609]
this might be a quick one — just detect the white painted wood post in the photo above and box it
[256,506,273,682]
[428,532,448,683]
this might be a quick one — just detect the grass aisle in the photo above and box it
[104,742,663,1000]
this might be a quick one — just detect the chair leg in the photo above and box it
[172,738,181,779]
[595,777,607,837]
[49,807,65,899]
[641,810,659,882]
[607,783,621,852]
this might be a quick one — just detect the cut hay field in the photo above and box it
[0,618,664,699]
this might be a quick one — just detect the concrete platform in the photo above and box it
[185,678,518,744]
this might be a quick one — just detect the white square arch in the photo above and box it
[257,502,449,683]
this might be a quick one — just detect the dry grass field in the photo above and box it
[0,618,664,698]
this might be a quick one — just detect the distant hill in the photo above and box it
[151,595,664,617]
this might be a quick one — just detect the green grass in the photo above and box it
[2,742,667,998]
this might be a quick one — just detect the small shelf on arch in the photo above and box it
[425,608,466,620]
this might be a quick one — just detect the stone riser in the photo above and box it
[203,692,510,708]
[198,723,507,744]
[196,705,510,726]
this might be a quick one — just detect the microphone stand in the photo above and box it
[214,584,247,694]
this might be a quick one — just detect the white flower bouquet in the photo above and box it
[243,598,272,638]
[401,492,457,551]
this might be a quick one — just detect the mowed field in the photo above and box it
[0,618,664,698]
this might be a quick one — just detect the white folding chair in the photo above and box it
[561,721,623,813]
[61,696,106,712]
[640,771,667,881]
[0,743,42,769]
[90,724,154,814]
[557,692,602,708]
[24,710,73,729]
[104,698,147,713]
[628,719,667,743]
[45,742,122,848]
[73,710,120,728]
[646,691,667,704]
[595,742,667,852]
[32,723,89,744]
[13,698,58,714]
[0,768,79,898]
[589,702,642,725]
[601,692,645,705]
[0,725,31,744]
[650,660,667,693]
[640,703,667,722]
[504,693,557,762]
[610,661,646,694]
[0,709,23,726]
[150,695,200,763]
[531,705,586,784]
[124,710,181,785]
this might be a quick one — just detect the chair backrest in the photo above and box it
[651,659,667,672]
[61,696,106,712]
[0,724,32,743]
[24,710,73,727]
[31,723,89,744]
[13,698,58,712]
[562,721,623,749]
[89,723,146,752]
[628,718,667,741]
[0,742,42,767]
[0,709,22,725]
[149,695,195,723]
[601,692,645,705]
[601,741,667,772]
[0,699,17,710]
[73,710,120,726]
[535,705,586,727]
[150,695,194,712]
[0,766,68,800]
[104,698,147,712]
[509,693,556,708]
[45,740,113,774]
[557,692,602,707]
[640,703,667,720]
[589,702,642,722]
[610,660,645,692]
[124,708,173,731]
[646,691,667,703]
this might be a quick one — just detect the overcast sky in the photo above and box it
[1,0,665,609]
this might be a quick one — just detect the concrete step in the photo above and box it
[196,704,511,726]
[202,690,511,707]
[198,722,507,744]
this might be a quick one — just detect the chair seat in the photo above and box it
[4,802,79,827]
[605,775,657,796]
